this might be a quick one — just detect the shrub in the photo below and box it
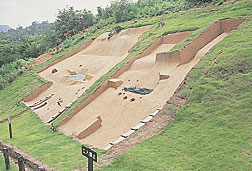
[114,26,123,33]
[0,58,32,89]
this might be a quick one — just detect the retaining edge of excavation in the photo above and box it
[0,109,30,124]
[58,80,110,127]
[23,81,53,102]
[172,18,245,65]
[21,40,93,113]
[37,39,93,74]
[58,31,193,127]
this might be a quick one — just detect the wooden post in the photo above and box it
[3,148,10,170]
[88,158,93,171]
[8,117,12,139]
[18,156,25,171]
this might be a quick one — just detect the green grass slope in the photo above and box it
[100,18,252,171]
[0,155,18,171]
[0,0,251,170]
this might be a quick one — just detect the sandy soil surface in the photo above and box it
[24,26,151,122]
[60,32,228,149]
[82,26,150,57]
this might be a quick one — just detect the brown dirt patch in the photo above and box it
[0,109,30,124]
[201,8,221,13]
[32,52,56,67]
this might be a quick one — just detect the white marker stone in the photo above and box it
[141,116,153,123]
[121,129,135,138]
[131,122,145,131]
[110,137,125,145]
[149,110,159,117]
[104,144,113,151]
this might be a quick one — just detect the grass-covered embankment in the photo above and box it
[100,17,252,171]
[0,0,251,170]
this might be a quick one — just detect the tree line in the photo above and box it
[0,0,221,89]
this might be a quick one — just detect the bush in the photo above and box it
[113,26,123,33]
[0,58,32,89]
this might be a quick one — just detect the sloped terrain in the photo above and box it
[59,19,244,149]
[100,18,252,171]
[0,1,251,170]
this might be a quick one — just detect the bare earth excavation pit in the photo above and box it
[23,25,151,123]
[23,18,245,150]
[59,18,245,150]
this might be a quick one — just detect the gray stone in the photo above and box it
[131,122,145,131]
[149,110,159,117]
[104,144,113,151]
[110,137,125,145]
[66,103,72,108]
[121,130,135,138]
[141,116,153,123]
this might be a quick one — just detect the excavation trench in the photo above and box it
[23,25,151,122]
[59,18,245,149]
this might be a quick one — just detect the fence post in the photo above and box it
[3,148,10,170]
[18,156,25,171]
[8,117,13,139]
[88,157,93,171]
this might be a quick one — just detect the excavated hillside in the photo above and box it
[0,1,251,170]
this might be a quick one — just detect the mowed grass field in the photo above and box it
[0,0,251,170]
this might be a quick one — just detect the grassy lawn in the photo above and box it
[100,15,252,171]
[0,110,99,170]
[0,73,46,121]
[0,155,18,171]
[0,0,251,170]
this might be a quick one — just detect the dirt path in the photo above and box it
[0,109,30,124]
[23,26,151,122]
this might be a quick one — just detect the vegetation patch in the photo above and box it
[0,155,18,171]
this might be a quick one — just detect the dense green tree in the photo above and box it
[97,6,103,18]
[0,21,52,41]
[53,6,94,40]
